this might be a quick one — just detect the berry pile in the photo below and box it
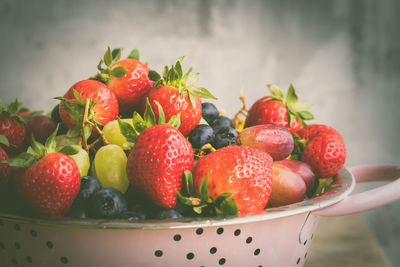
[0,47,346,220]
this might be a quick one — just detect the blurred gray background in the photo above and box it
[1,0,399,265]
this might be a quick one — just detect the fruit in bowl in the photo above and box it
[0,47,347,221]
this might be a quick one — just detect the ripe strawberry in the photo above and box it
[0,145,11,185]
[0,99,28,153]
[145,57,217,136]
[126,124,193,209]
[91,47,154,115]
[6,126,81,216]
[245,84,313,133]
[58,80,119,130]
[192,145,273,214]
[295,124,346,178]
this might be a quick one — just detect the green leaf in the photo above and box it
[131,112,147,133]
[7,98,21,114]
[298,111,314,121]
[184,170,194,196]
[193,206,204,214]
[185,71,199,86]
[67,125,81,138]
[167,113,181,129]
[56,145,81,155]
[83,124,92,141]
[200,175,210,202]
[216,198,238,216]
[72,89,83,105]
[162,65,169,79]
[103,46,113,67]
[3,152,39,168]
[215,192,233,206]
[118,117,138,144]
[190,87,218,100]
[110,66,127,78]
[44,124,59,153]
[144,98,156,127]
[188,92,196,109]
[111,48,122,63]
[127,48,140,60]
[154,101,166,124]
[148,70,161,82]
[267,84,284,100]
[286,84,298,106]
[174,60,183,78]
[295,102,312,111]
[176,192,194,206]
[30,136,45,157]
[0,134,9,146]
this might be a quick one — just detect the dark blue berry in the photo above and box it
[155,209,183,219]
[119,210,147,221]
[88,188,128,219]
[76,176,101,202]
[201,102,219,125]
[212,116,234,129]
[212,126,238,149]
[188,124,215,149]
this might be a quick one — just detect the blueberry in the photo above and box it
[119,210,147,221]
[76,176,101,202]
[51,104,62,124]
[67,202,88,219]
[202,102,219,125]
[212,126,238,149]
[212,116,234,129]
[188,124,215,149]
[155,209,183,219]
[88,188,128,219]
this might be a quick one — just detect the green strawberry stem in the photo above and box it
[176,171,238,217]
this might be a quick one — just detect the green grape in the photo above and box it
[55,135,80,147]
[103,119,133,150]
[69,148,90,177]
[94,144,129,193]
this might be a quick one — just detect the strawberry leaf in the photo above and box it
[298,111,314,121]
[72,89,83,105]
[144,98,156,127]
[286,84,298,106]
[174,60,183,78]
[200,175,210,202]
[184,170,194,196]
[67,125,81,138]
[148,70,161,82]
[216,198,238,216]
[30,136,46,157]
[111,48,122,63]
[110,66,127,78]
[103,46,113,67]
[154,101,166,124]
[131,112,147,133]
[190,87,218,100]
[56,145,81,155]
[44,124,59,153]
[117,117,138,144]
[267,84,284,100]
[83,124,92,142]
[167,113,181,129]
[188,92,196,108]
[289,133,307,160]
[176,192,194,206]
[0,134,9,147]
[127,48,140,60]
[3,152,39,168]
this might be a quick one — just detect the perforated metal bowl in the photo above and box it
[0,164,399,267]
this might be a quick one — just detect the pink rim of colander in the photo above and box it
[0,164,399,230]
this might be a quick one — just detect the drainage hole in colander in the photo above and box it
[218,258,226,265]
[254,248,260,256]
[30,230,38,237]
[154,250,163,257]
[26,256,32,263]
[311,234,314,240]
[11,258,18,266]
[210,247,217,254]
[13,224,20,231]
[196,228,203,235]
[303,240,307,246]
[304,252,308,259]
[216,227,224,234]
[297,257,301,264]
[186,252,194,260]
[246,237,252,244]
[234,229,241,236]
[60,256,69,264]
[14,242,21,250]
[173,234,181,241]
[46,241,54,249]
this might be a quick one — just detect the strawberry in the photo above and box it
[0,99,29,153]
[295,124,346,178]
[91,47,154,115]
[192,145,273,214]
[0,136,11,185]
[245,84,313,133]
[145,57,217,136]
[126,124,193,209]
[5,126,81,216]
[58,79,119,130]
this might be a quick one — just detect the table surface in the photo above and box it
[304,214,392,267]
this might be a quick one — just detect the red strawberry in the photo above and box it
[0,146,11,185]
[91,47,154,115]
[296,124,346,178]
[192,145,273,214]
[145,58,217,137]
[126,124,193,209]
[245,84,313,133]
[6,127,81,216]
[0,99,28,153]
[58,79,119,129]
